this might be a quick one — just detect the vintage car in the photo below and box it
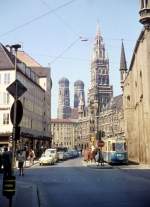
[39,153,55,166]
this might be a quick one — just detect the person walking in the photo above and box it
[17,150,26,176]
[2,147,12,177]
[28,149,35,166]
[95,148,104,166]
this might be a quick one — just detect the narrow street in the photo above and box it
[16,158,150,207]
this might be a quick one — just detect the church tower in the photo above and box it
[88,24,113,112]
[139,0,150,27]
[120,41,127,90]
[57,77,71,119]
[74,80,85,108]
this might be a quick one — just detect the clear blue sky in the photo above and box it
[0,0,141,118]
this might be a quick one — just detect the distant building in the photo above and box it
[0,45,52,152]
[57,77,71,119]
[51,25,123,150]
[122,0,150,164]
[88,24,113,112]
[74,80,85,108]
[87,24,113,140]
[51,118,78,149]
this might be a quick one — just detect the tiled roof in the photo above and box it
[30,67,49,77]
[106,94,123,111]
[0,44,14,69]
[17,51,41,67]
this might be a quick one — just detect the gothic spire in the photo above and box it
[92,23,105,61]
[96,21,101,37]
[120,41,127,71]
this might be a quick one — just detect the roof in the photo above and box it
[129,28,145,71]
[105,94,123,111]
[120,41,127,71]
[59,77,69,84]
[74,80,84,86]
[0,44,15,69]
[17,51,41,67]
[17,51,50,77]
[30,67,50,77]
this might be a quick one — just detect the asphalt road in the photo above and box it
[17,158,150,207]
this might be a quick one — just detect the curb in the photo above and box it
[82,161,113,169]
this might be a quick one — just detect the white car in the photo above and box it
[39,154,55,165]
[45,148,58,162]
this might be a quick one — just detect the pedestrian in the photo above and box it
[28,149,35,166]
[2,146,12,177]
[83,147,89,162]
[95,149,104,166]
[17,150,26,176]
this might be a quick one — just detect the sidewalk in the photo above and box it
[0,175,39,207]
[16,160,39,168]
[0,160,39,207]
[82,160,113,169]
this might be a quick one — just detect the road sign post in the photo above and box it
[6,79,27,172]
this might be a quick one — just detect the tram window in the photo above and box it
[112,143,115,151]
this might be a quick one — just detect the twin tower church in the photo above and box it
[57,24,113,120]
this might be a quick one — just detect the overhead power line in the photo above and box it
[0,0,77,38]
[50,37,81,64]
[39,0,80,38]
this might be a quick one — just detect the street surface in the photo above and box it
[16,158,150,207]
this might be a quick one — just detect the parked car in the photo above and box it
[45,148,59,162]
[58,151,65,161]
[39,154,55,165]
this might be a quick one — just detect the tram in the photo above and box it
[102,137,128,164]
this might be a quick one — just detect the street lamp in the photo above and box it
[6,44,21,173]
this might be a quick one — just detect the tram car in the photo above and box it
[102,137,128,164]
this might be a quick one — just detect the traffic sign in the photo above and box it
[10,100,23,125]
[6,79,27,98]
[97,140,105,147]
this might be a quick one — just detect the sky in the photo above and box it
[0,0,142,118]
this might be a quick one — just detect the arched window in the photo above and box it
[127,95,130,101]
[140,70,142,78]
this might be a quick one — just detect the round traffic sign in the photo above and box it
[97,140,105,147]
[10,100,23,125]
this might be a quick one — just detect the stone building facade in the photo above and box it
[122,0,150,164]
[51,119,78,149]
[98,95,124,140]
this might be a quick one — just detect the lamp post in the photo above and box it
[6,44,21,173]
